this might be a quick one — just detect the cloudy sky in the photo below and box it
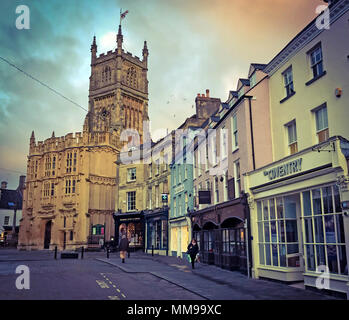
[0,0,325,188]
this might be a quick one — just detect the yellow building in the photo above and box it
[245,1,349,298]
[18,24,149,250]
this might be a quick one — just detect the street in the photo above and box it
[0,249,337,300]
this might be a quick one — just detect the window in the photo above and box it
[234,161,241,198]
[92,224,104,235]
[221,126,227,159]
[161,220,168,249]
[231,114,238,150]
[250,73,256,88]
[45,156,51,177]
[155,185,159,208]
[286,121,298,155]
[173,197,177,217]
[4,216,10,225]
[66,152,72,173]
[51,183,55,196]
[155,159,160,175]
[302,185,347,275]
[43,182,50,197]
[224,172,229,202]
[215,177,219,204]
[283,67,294,97]
[257,195,300,268]
[127,168,137,182]
[127,191,136,211]
[309,45,324,79]
[65,179,76,194]
[314,105,329,143]
[148,164,152,178]
[148,188,152,209]
[238,87,244,98]
[211,135,217,166]
[185,193,188,212]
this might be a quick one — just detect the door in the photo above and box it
[44,221,52,249]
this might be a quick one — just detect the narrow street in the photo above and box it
[0,249,335,300]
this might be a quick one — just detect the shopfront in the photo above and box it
[244,137,349,298]
[191,197,249,272]
[169,216,191,258]
[144,208,169,255]
[113,211,145,251]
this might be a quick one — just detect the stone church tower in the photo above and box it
[18,24,149,250]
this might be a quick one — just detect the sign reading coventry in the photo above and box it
[264,158,303,181]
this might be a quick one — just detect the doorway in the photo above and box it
[44,220,52,249]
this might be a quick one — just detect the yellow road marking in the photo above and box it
[96,280,109,289]
[112,285,116,288]
[116,289,120,293]
[108,296,120,300]
[121,293,126,298]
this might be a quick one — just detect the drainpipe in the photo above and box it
[247,96,256,171]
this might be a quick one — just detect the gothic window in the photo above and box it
[126,67,137,88]
[102,66,111,83]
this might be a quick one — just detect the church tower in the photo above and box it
[85,24,149,146]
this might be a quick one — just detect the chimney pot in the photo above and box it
[197,93,200,97]
[206,89,210,98]
[201,94,205,97]
[1,181,8,189]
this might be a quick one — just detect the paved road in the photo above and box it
[0,249,337,300]
[0,249,201,300]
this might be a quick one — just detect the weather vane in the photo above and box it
[120,9,129,25]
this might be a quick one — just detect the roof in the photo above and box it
[248,63,267,77]
[0,189,22,210]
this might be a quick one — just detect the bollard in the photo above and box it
[152,245,154,256]
[81,246,84,259]
[54,246,57,260]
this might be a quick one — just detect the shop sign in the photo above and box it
[264,158,302,181]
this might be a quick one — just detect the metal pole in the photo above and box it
[81,246,84,259]
[152,245,154,256]
[54,246,57,260]
[107,247,109,259]
[244,219,250,278]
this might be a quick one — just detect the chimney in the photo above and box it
[206,89,210,98]
[201,94,205,97]
[1,181,8,189]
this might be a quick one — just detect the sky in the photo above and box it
[0,0,325,188]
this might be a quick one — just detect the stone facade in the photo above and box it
[18,24,149,250]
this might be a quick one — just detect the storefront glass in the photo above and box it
[302,184,348,275]
[257,194,300,268]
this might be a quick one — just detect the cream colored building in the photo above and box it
[18,24,149,250]
[245,1,349,298]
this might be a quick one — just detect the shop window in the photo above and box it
[92,224,104,235]
[257,195,300,268]
[302,184,348,276]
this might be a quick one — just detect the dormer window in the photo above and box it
[250,73,256,88]
[238,87,244,99]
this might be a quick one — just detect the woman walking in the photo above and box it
[187,239,199,269]
[119,234,129,263]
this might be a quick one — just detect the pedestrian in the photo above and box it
[187,238,199,269]
[119,234,129,263]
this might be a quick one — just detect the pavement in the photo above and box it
[97,251,336,300]
[0,248,339,300]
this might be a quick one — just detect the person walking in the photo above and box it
[187,239,199,269]
[119,234,129,263]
